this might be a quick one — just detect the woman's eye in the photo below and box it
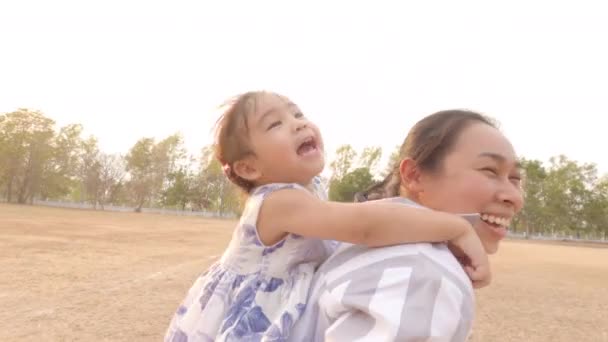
[294,112,304,118]
[267,121,281,130]
[481,167,498,176]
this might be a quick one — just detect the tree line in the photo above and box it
[0,109,239,215]
[1,108,607,238]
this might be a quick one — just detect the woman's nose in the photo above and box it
[497,180,524,211]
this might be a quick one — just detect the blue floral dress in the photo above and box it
[164,177,335,342]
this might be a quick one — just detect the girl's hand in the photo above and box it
[447,222,491,289]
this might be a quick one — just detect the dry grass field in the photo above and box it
[1,203,607,341]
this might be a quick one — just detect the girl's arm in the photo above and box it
[257,188,490,287]
[257,187,470,248]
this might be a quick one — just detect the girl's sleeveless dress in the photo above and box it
[164,177,335,341]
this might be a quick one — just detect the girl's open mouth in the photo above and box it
[297,136,318,156]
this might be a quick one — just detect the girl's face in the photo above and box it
[242,93,325,187]
[412,122,524,254]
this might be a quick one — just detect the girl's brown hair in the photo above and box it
[213,91,268,193]
[355,109,497,202]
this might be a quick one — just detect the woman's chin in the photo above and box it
[483,240,500,255]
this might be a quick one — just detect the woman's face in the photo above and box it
[412,122,524,254]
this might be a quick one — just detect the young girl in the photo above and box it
[164,91,489,342]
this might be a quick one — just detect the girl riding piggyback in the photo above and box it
[164,90,489,342]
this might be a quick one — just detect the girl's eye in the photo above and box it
[510,174,522,185]
[294,112,304,118]
[267,121,281,130]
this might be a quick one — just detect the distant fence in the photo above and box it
[28,199,237,219]
[3,199,607,244]
[508,231,608,245]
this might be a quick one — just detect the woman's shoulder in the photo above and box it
[373,196,428,209]
[320,241,472,293]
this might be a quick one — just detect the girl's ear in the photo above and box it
[233,156,262,182]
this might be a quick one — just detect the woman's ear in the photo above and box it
[399,158,424,194]
[233,156,262,182]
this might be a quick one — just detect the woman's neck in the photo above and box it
[398,187,421,204]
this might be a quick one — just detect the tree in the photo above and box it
[124,137,156,211]
[162,167,193,210]
[509,156,608,240]
[328,167,375,202]
[543,155,595,236]
[329,145,357,181]
[96,153,126,208]
[381,145,401,178]
[41,124,85,201]
[0,109,55,203]
[358,146,382,175]
[328,145,381,202]
[512,158,548,236]
[124,133,187,211]
[151,133,187,200]
[190,145,242,215]
[584,176,608,237]
[78,136,102,206]
[189,146,214,210]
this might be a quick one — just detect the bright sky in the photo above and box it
[1,0,606,176]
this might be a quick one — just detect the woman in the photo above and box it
[291,109,524,341]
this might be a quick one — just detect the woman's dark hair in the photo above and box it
[354,109,497,202]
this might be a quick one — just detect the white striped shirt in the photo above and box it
[290,198,475,342]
